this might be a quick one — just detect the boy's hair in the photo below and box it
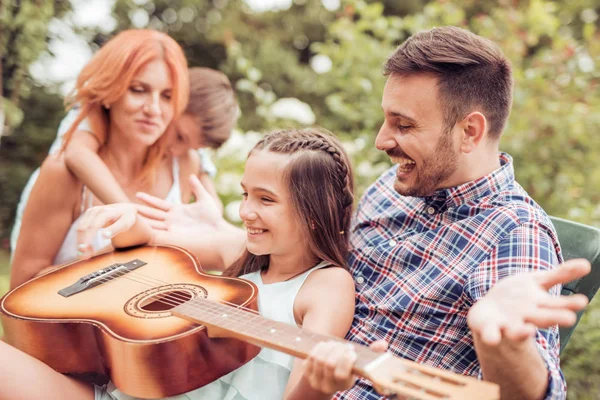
[384,26,513,138]
[186,67,238,149]
[223,128,354,277]
[62,29,189,181]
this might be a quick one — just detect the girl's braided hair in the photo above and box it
[223,128,355,277]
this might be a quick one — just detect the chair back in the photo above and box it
[550,216,600,353]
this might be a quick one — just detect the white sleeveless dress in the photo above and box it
[97,261,332,400]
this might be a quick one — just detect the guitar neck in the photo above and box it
[172,297,499,400]
[173,297,369,362]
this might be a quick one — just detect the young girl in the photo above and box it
[10,67,238,254]
[0,128,357,400]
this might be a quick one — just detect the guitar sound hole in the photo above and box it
[140,291,193,312]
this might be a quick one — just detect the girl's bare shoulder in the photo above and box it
[294,265,355,335]
[297,266,355,311]
[306,265,354,288]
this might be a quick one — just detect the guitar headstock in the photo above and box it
[359,353,500,400]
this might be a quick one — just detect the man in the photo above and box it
[81,26,590,400]
[301,26,588,400]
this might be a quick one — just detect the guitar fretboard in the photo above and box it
[172,297,500,400]
[172,296,381,371]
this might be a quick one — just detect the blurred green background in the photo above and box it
[1,0,599,398]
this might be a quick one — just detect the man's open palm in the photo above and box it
[468,259,591,345]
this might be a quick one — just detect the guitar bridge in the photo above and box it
[58,259,147,297]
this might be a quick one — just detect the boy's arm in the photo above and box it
[179,149,223,213]
[197,172,223,214]
[64,130,130,204]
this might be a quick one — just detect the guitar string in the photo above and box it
[75,248,393,358]
[91,249,438,392]
[50,250,447,395]
[61,255,327,342]
[71,246,387,343]
[65,262,328,347]
[81,244,357,320]
[70,261,261,315]
[84,246,260,314]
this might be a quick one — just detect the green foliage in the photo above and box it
[562,295,600,399]
[0,249,10,336]
[0,0,70,134]
[0,87,66,240]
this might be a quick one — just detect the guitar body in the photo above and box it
[0,245,260,399]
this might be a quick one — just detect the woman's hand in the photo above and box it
[76,203,141,259]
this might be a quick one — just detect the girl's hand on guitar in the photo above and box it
[467,258,591,346]
[302,340,388,395]
[76,203,139,259]
[135,174,223,234]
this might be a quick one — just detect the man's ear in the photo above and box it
[458,112,487,154]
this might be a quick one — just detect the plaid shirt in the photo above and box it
[336,153,565,400]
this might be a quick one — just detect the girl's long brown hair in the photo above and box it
[222,128,354,277]
[61,29,189,182]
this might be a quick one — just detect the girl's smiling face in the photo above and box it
[239,150,311,261]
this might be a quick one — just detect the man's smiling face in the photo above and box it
[376,73,461,197]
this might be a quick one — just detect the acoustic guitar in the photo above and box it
[1,245,499,399]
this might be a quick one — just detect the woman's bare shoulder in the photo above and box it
[36,154,81,200]
[39,153,77,179]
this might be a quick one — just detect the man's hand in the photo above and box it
[302,340,388,395]
[468,258,591,345]
[136,174,223,234]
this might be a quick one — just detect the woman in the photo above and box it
[9,29,191,289]
[9,66,239,253]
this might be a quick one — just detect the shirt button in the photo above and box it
[388,239,397,247]
[356,276,365,284]
[426,206,436,215]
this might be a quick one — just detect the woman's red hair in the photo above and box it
[62,29,189,182]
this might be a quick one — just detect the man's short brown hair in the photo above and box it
[384,26,513,139]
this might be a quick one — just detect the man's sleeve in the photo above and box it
[465,221,566,400]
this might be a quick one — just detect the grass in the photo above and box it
[0,249,10,335]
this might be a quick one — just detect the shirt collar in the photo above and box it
[423,152,515,210]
